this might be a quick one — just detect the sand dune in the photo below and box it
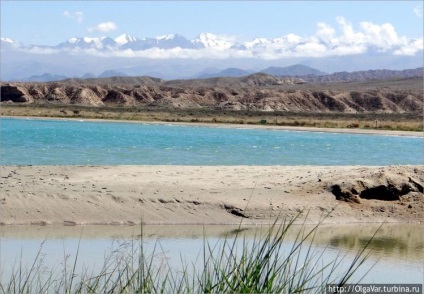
[0,165,422,225]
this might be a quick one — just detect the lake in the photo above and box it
[0,117,423,287]
[0,117,423,165]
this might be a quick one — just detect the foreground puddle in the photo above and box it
[1,223,422,284]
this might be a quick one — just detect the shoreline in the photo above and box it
[1,165,422,226]
[2,115,423,137]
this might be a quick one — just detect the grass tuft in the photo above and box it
[0,212,378,293]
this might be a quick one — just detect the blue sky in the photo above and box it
[1,1,423,45]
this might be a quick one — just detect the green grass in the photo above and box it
[0,212,378,293]
[2,103,422,132]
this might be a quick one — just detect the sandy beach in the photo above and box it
[1,165,422,225]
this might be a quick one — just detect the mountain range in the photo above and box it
[3,33,240,52]
[17,65,423,84]
[1,33,422,81]
[22,64,326,82]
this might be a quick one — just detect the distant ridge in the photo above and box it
[163,73,305,88]
[14,66,423,84]
[98,70,128,78]
[22,73,69,82]
[302,67,424,83]
[62,76,164,85]
[261,65,327,76]
[197,68,254,79]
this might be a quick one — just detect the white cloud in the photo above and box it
[394,39,424,56]
[68,47,254,60]
[25,46,60,55]
[316,22,336,44]
[63,11,84,23]
[295,42,327,57]
[14,17,423,59]
[313,17,422,56]
[335,16,367,46]
[330,45,367,56]
[413,5,422,17]
[282,33,302,44]
[88,22,118,33]
[359,21,404,51]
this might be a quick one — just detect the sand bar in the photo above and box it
[0,165,422,225]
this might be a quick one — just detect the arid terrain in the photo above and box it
[1,73,423,131]
[1,74,422,112]
[0,165,422,225]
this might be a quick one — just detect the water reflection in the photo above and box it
[1,223,422,261]
[0,223,422,284]
[313,224,423,262]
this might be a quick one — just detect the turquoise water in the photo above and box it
[0,117,422,165]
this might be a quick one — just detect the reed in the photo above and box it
[0,213,377,293]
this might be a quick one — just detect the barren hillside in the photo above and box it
[1,74,422,113]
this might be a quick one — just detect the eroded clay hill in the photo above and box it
[1,74,422,113]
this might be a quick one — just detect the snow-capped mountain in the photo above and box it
[149,34,195,49]
[2,33,237,51]
[156,34,178,41]
[1,32,422,81]
[236,35,302,51]
[102,37,118,48]
[242,38,272,49]
[1,37,18,43]
[3,32,422,58]
[1,37,23,50]
[115,34,139,45]
[56,36,117,49]
[117,34,194,50]
[53,33,203,51]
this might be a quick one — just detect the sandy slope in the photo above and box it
[0,165,422,225]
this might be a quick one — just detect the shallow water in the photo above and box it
[1,118,423,165]
[0,224,422,284]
